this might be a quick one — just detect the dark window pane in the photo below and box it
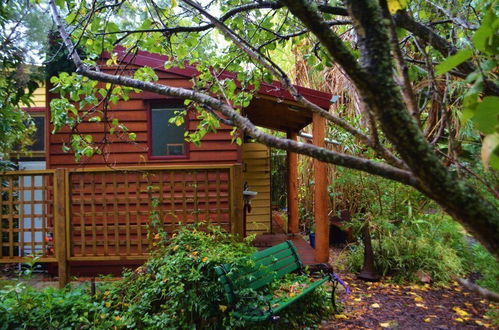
[151,107,185,156]
[29,116,45,151]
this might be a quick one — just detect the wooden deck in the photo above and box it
[253,233,316,265]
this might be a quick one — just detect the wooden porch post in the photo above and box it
[287,131,299,235]
[54,168,69,288]
[313,113,330,263]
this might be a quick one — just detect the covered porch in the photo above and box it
[243,94,331,263]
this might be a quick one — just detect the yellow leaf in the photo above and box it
[414,296,424,302]
[379,321,392,328]
[387,0,408,14]
[114,315,121,321]
[371,303,381,308]
[105,302,111,308]
[354,298,362,302]
[202,257,209,262]
[424,318,432,323]
[455,318,464,322]
[219,305,227,312]
[335,314,348,320]
[416,303,426,308]
[452,306,469,317]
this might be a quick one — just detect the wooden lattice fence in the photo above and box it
[0,164,243,287]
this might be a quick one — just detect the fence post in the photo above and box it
[54,168,69,288]
[229,164,244,238]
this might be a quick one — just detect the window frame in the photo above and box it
[147,100,190,160]
[11,108,46,159]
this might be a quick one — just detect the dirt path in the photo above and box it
[323,273,498,329]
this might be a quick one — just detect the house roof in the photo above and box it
[106,48,333,131]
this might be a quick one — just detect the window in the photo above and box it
[150,105,187,158]
[29,116,45,153]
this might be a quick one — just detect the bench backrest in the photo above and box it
[215,241,303,305]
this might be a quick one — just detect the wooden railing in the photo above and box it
[0,164,243,287]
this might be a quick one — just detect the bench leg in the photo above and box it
[331,280,338,312]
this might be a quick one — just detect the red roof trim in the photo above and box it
[104,47,332,110]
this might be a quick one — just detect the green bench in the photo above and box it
[214,240,345,322]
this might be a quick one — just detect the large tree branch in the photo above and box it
[49,0,419,188]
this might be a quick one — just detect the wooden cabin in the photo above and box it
[3,49,332,279]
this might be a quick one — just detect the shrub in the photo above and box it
[0,224,333,329]
[105,224,332,329]
[0,283,116,329]
[344,214,467,283]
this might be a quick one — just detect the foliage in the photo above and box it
[329,166,430,220]
[437,5,499,170]
[342,210,499,292]
[0,0,48,158]
[0,225,333,329]
[0,284,112,329]
[344,214,468,283]
[467,243,499,293]
[103,224,332,329]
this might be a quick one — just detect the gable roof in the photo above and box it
[107,47,332,109]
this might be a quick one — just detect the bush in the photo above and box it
[0,224,333,329]
[105,224,332,329]
[344,214,467,283]
[0,284,116,329]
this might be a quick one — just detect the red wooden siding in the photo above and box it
[47,65,240,169]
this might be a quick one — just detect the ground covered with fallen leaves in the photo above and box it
[323,273,498,329]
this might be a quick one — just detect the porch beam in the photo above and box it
[313,113,330,262]
[287,131,299,235]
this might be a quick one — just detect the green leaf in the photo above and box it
[435,49,473,75]
[128,132,137,141]
[474,96,499,134]
[472,9,498,54]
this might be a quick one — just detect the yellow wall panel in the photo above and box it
[31,85,46,108]
[243,142,271,234]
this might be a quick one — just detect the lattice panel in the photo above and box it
[68,168,231,258]
[0,172,55,261]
